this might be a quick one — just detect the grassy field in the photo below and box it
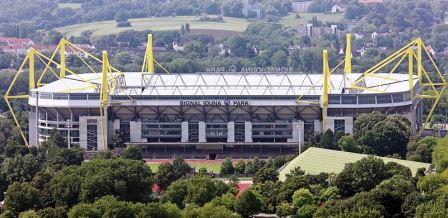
[57,3,82,9]
[56,16,250,38]
[278,147,430,181]
[279,12,344,27]
[148,161,221,173]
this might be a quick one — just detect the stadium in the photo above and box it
[5,35,446,159]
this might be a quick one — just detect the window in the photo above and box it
[87,122,97,150]
[376,95,392,104]
[329,96,341,104]
[341,95,357,104]
[334,119,345,133]
[358,95,376,104]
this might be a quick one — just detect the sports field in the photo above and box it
[56,16,250,38]
[279,12,344,27]
[147,160,222,173]
[278,147,431,181]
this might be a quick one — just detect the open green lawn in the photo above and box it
[279,12,344,27]
[279,147,431,181]
[148,161,221,173]
[56,16,250,38]
[57,3,82,9]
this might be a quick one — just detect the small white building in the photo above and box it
[292,1,312,13]
[331,4,347,13]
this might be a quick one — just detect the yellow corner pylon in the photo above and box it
[344,34,352,75]
[348,37,447,136]
[99,51,110,151]
[4,48,37,147]
[142,34,155,74]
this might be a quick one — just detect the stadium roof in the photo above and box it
[278,147,430,181]
[34,72,417,96]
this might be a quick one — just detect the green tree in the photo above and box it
[370,176,415,217]
[161,179,188,208]
[36,207,67,218]
[235,159,246,175]
[292,188,314,209]
[43,129,66,148]
[111,130,127,149]
[253,167,278,184]
[156,162,179,190]
[4,183,40,214]
[432,137,448,172]
[185,23,191,33]
[338,135,360,153]
[2,154,41,183]
[220,158,235,176]
[162,175,229,208]
[235,190,262,218]
[276,202,295,217]
[354,111,386,140]
[182,203,240,218]
[228,36,253,58]
[334,156,390,197]
[271,50,287,67]
[122,145,143,160]
[366,115,411,156]
[43,147,84,171]
[51,158,154,206]
[320,129,336,150]
[185,175,220,206]
[180,24,185,35]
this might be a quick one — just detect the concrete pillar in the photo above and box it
[130,120,142,143]
[244,121,252,142]
[181,121,189,142]
[113,119,120,131]
[289,120,305,143]
[29,108,38,147]
[97,118,106,151]
[227,121,235,143]
[314,120,322,134]
[79,116,88,149]
[324,118,335,132]
[199,121,206,142]
[345,117,354,135]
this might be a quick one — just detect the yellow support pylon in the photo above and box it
[99,51,109,151]
[60,38,66,78]
[344,34,352,75]
[142,34,155,74]
[322,50,330,132]
[408,47,414,100]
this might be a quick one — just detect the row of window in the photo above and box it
[328,92,410,105]
[32,92,411,105]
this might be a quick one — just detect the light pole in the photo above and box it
[67,119,71,149]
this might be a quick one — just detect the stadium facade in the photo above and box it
[27,71,422,158]
[11,34,444,159]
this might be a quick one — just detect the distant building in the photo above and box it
[243,0,262,19]
[371,31,378,41]
[292,1,312,13]
[0,37,34,47]
[331,4,347,13]
[173,42,184,51]
[298,23,339,39]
